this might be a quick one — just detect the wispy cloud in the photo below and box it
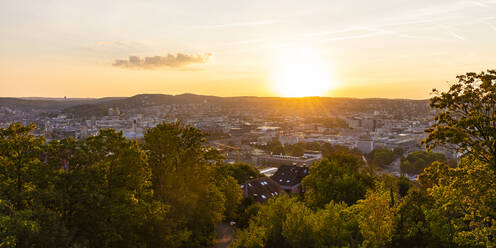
[356,26,417,39]
[113,53,212,69]
[321,32,388,42]
[81,41,146,54]
[486,22,496,31]
[89,41,127,48]
[205,20,275,28]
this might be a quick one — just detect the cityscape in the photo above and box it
[2,0,496,247]
[0,94,451,180]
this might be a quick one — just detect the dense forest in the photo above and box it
[1,70,496,247]
[0,122,246,247]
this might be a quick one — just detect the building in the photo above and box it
[241,177,282,203]
[270,165,309,194]
[303,150,322,160]
[357,135,374,154]
[279,135,303,145]
[258,154,319,167]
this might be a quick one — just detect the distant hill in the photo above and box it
[0,98,78,110]
[57,94,223,118]
[0,93,430,118]
[105,93,222,108]
[0,97,127,111]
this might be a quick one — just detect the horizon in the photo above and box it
[2,0,496,99]
[8,92,431,101]
[2,1,496,247]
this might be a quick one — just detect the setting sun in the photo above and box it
[272,47,335,97]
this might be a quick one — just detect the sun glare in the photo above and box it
[272,47,335,97]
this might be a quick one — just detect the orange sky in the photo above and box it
[1,0,496,99]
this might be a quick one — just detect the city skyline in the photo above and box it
[1,0,496,99]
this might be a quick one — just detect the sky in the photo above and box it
[1,0,496,99]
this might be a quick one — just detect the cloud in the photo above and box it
[209,20,275,28]
[90,41,127,48]
[113,53,212,69]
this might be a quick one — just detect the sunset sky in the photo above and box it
[1,0,496,99]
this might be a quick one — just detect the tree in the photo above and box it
[284,142,306,157]
[393,147,404,156]
[266,141,285,155]
[233,195,361,248]
[232,195,295,248]
[391,188,434,247]
[214,167,243,221]
[400,151,446,175]
[0,123,47,247]
[423,70,496,168]
[219,162,261,184]
[281,199,317,248]
[422,157,496,247]
[64,129,157,247]
[351,183,395,248]
[144,122,241,247]
[302,152,374,208]
[312,201,361,248]
[367,148,397,168]
[0,123,44,211]
[0,199,40,248]
[396,176,413,198]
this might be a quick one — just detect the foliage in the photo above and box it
[302,152,375,208]
[367,148,397,168]
[0,123,44,211]
[423,70,496,167]
[263,140,285,155]
[0,200,40,248]
[144,121,241,247]
[283,142,306,157]
[351,183,395,248]
[391,188,434,247]
[232,196,360,248]
[393,147,404,156]
[0,122,241,247]
[309,117,349,129]
[400,150,446,175]
[219,162,261,184]
[422,157,496,247]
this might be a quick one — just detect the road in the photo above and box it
[215,222,235,248]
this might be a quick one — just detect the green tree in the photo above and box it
[367,148,397,168]
[144,122,240,247]
[266,140,285,155]
[391,188,434,247]
[219,162,261,184]
[351,182,395,248]
[303,152,374,207]
[66,129,157,247]
[312,201,361,248]
[393,147,404,156]
[423,70,496,167]
[232,197,361,248]
[0,199,40,248]
[400,151,446,175]
[281,199,317,248]
[214,167,243,221]
[232,195,294,248]
[0,123,44,210]
[423,157,496,247]
[0,123,47,247]
[284,142,306,157]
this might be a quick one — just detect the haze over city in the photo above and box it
[2,0,496,98]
